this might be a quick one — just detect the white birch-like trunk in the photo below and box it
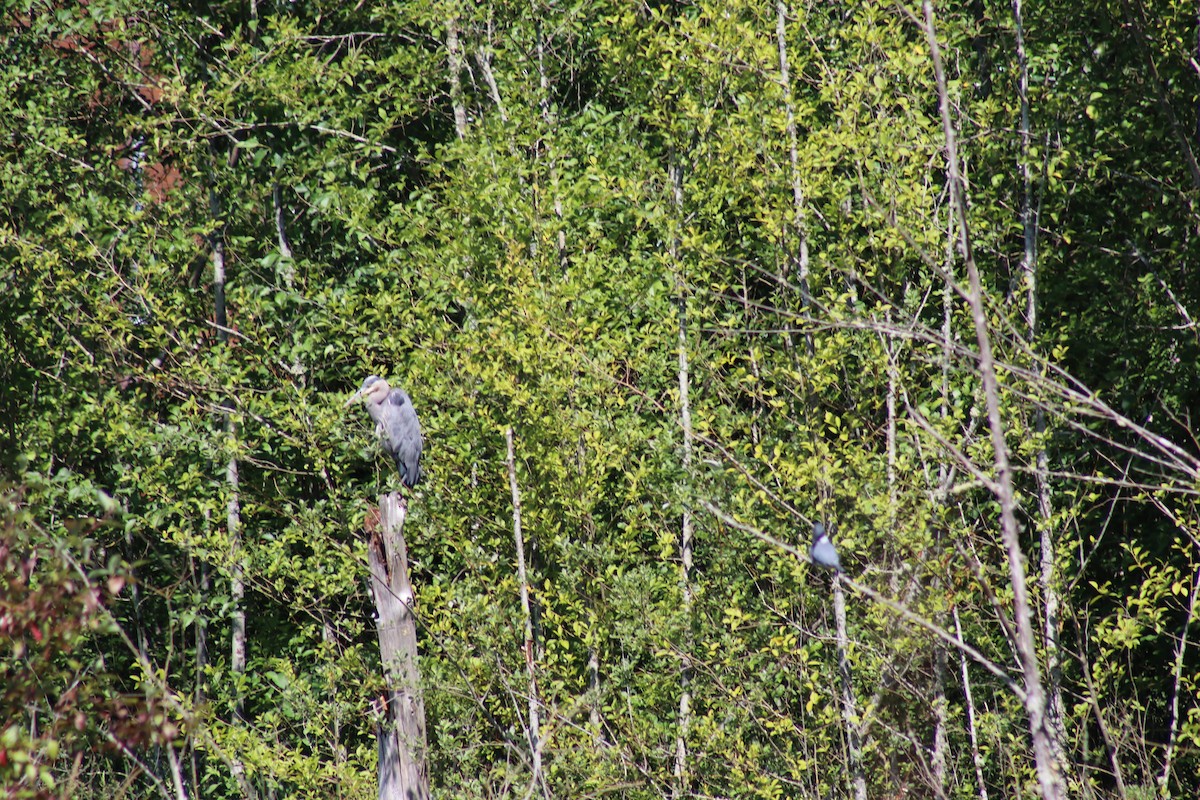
[226,448,244,712]
[954,608,991,800]
[937,135,964,800]
[1011,0,1068,764]
[833,580,867,800]
[446,11,468,140]
[506,428,548,799]
[210,159,255,800]
[475,30,508,124]
[191,549,209,795]
[775,0,811,353]
[931,637,949,795]
[213,202,246,719]
[533,9,567,269]
[272,181,293,264]
[1158,560,1200,793]
[668,158,694,799]
[165,742,188,800]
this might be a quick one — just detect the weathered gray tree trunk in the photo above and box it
[370,493,429,800]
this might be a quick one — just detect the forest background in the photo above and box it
[5,0,1200,798]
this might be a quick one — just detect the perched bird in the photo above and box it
[344,375,423,488]
[810,522,841,573]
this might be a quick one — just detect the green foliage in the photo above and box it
[5,0,1200,796]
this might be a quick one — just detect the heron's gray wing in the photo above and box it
[385,389,424,487]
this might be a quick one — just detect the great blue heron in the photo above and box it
[344,376,423,488]
[810,522,840,572]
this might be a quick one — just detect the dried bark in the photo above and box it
[370,493,430,800]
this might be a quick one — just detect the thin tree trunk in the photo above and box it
[370,493,430,800]
[166,743,188,800]
[1158,560,1200,793]
[926,582,945,796]
[446,10,468,140]
[775,0,811,353]
[217,272,246,727]
[1075,630,1129,800]
[272,180,295,296]
[1031,249,1065,747]
[885,311,898,522]
[322,614,345,767]
[668,157,694,799]
[931,157,957,800]
[195,555,209,702]
[209,161,243,717]
[587,646,603,741]
[833,579,867,800]
[534,9,567,270]
[1013,0,1036,315]
[475,18,508,125]
[505,428,549,800]
[209,161,256,800]
[222,335,254,800]
[1013,0,1068,767]
[191,549,209,798]
[922,5,1065,798]
[931,604,949,798]
[954,608,990,800]
[272,181,293,264]
[226,447,244,716]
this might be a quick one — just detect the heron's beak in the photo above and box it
[343,389,364,408]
